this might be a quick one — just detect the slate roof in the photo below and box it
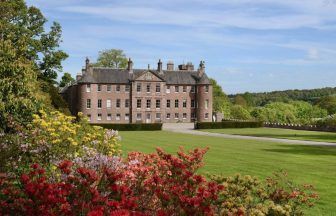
[77,68,211,85]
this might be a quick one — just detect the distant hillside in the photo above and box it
[228,87,336,106]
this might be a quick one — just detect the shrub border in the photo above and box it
[195,121,263,129]
[92,123,162,131]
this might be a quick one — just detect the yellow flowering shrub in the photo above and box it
[28,110,120,164]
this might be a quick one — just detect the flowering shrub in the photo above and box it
[0,148,318,216]
[0,110,120,172]
[0,148,224,215]
[211,172,319,215]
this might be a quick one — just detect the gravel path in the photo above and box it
[162,123,336,147]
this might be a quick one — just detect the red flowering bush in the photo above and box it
[0,148,318,216]
[0,148,224,216]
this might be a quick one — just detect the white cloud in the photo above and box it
[307,48,319,60]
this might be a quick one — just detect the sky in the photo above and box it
[26,0,336,94]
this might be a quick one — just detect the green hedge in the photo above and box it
[195,121,263,129]
[92,123,162,131]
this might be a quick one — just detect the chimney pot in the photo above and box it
[167,61,174,71]
[158,59,163,73]
[127,58,133,73]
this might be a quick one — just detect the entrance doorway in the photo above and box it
[146,113,151,123]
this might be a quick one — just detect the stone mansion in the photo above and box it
[61,58,213,124]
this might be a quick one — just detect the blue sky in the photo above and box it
[26,0,336,94]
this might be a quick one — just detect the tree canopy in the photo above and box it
[59,72,75,87]
[94,49,128,69]
[0,0,68,83]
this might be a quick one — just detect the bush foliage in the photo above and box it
[195,121,263,129]
[94,123,162,131]
[0,148,318,215]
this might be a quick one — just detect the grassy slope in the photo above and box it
[120,131,336,215]
[201,127,336,143]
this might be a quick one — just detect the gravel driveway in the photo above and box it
[162,123,336,147]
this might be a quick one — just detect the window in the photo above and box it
[107,114,112,121]
[107,84,111,92]
[205,85,209,93]
[136,113,142,120]
[191,113,196,119]
[125,85,130,92]
[137,83,141,92]
[137,99,141,108]
[156,83,160,92]
[116,85,120,92]
[156,113,161,119]
[86,84,91,92]
[191,86,196,93]
[106,99,111,108]
[183,86,187,93]
[97,113,102,121]
[146,83,151,93]
[87,114,91,122]
[86,99,91,109]
[175,86,179,93]
[174,113,179,119]
[205,113,209,119]
[146,99,151,109]
[116,99,121,108]
[97,84,102,92]
[183,99,187,108]
[191,100,195,108]
[205,99,209,109]
[156,99,160,108]
[125,113,130,121]
[175,99,179,108]
[125,99,129,108]
[166,113,171,119]
[166,99,171,108]
[166,85,171,93]
[97,99,102,109]
[183,113,187,119]
[116,114,121,121]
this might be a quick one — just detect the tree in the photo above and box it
[0,38,46,132]
[230,105,251,120]
[209,78,231,116]
[234,95,248,108]
[59,72,75,87]
[94,49,128,68]
[0,0,68,83]
[316,96,336,115]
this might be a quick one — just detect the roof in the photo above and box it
[77,67,211,85]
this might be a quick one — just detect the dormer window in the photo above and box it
[86,84,91,92]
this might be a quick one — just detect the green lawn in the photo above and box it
[201,127,336,143]
[120,131,336,216]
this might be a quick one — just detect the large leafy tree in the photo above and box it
[0,0,68,83]
[0,0,69,131]
[59,72,75,87]
[316,96,336,115]
[0,38,46,132]
[209,78,231,117]
[94,49,128,68]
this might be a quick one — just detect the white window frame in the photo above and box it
[86,99,91,109]
[97,113,102,121]
[106,99,111,109]
[86,84,91,93]
[107,114,112,121]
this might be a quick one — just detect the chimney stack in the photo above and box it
[76,73,82,81]
[198,60,205,76]
[157,59,163,74]
[167,61,174,71]
[85,57,90,70]
[127,58,133,73]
